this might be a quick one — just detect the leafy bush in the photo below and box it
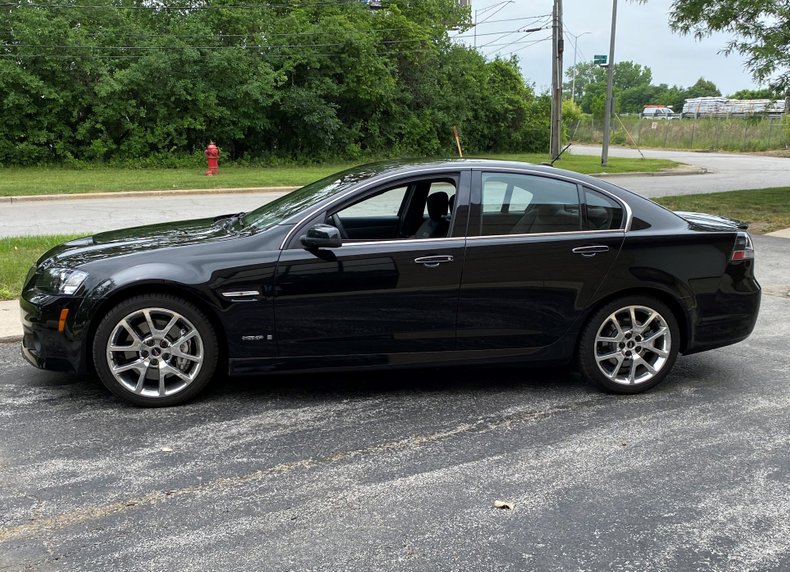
[0,1,551,166]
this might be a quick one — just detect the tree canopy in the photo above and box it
[0,0,550,165]
[565,59,721,115]
[656,0,790,93]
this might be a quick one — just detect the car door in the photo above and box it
[273,170,470,358]
[456,170,625,351]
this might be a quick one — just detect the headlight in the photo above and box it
[35,268,89,295]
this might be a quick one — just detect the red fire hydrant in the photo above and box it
[204,141,220,176]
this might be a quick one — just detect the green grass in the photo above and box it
[0,235,82,299]
[0,153,680,197]
[653,187,790,234]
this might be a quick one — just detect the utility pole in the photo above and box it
[601,0,617,167]
[550,0,564,161]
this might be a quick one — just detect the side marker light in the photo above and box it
[58,309,69,333]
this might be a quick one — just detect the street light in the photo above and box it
[473,0,514,48]
[566,30,591,102]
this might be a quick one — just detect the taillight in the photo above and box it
[731,231,754,262]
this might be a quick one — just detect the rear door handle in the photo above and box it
[572,245,610,257]
[414,255,454,268]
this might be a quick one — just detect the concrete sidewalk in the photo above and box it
[0,300,20,343]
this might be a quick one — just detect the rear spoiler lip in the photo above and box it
[674,211,749,230]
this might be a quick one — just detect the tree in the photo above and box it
[0,0,552,164]
[685,77,722,99]
[564,60,654,114]
[729,88,782,99]
[652,0,790,93]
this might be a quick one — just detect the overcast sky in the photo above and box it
[456,0,760,96]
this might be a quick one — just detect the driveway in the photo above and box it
[1,233,788,571]
[569,144,790,197]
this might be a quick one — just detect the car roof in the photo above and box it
[355,158,625,194]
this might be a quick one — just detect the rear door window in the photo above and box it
[478,173,581,235]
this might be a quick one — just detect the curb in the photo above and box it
[596,167,707,178]
[0,186,297,204]
[0,335,21,344]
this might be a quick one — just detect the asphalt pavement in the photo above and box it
[1,233,789,571]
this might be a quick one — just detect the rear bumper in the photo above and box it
[20,294,86,373]
[684,281,761,354]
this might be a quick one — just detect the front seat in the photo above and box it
[413,192,450,239]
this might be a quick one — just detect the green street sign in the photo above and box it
[594,54,608,65]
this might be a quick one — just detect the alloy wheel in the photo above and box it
[593,304,672,386]
[105,307,204,398]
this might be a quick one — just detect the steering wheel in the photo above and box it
[330,213,348,239]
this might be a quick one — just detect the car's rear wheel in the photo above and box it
[92,294,218,406]
[578,296,679,394]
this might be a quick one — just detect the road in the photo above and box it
[1,234,788,571]
[1,147,787,237]
[569,144,789,197]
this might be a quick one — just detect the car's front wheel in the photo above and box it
[92,294,218,406]
[578,296,679,394]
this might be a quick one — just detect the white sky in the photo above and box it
[457,0,760,96]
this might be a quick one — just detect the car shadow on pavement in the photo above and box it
[207,365,595,403]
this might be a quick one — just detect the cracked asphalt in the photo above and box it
[1,235,789,571]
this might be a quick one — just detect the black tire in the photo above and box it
[578,295,680,394]
[92,294,219,407]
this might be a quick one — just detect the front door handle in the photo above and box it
[572,245,610,258]
[414,255,454,268]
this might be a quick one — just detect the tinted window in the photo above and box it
[479,173,581,235]
[584,187,624,230]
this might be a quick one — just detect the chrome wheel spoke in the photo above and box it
[111,358,146,375]
[606,355,625,380]
[142,309,157,337]
[119,319,143,344]
[596,350,621,362]
[171,346,201,362]
[636,311,658,334]
[642,326,668,344]
[634,354,657,376]
[627,359,638,384]
[644,345,669,359]
[172,330,197,348]
[609,316,624,337]
[161,362,193,383]
[109,340,141,352]
[596,334,621,344]
[134,368,147,393]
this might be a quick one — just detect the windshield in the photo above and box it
[241,164,385,232]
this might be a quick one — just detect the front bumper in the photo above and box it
[20,293,87,373]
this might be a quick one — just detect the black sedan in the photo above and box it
[20,160,761,406]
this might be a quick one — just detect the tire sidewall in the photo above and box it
[92,294,219,407]
[579,295,680,394]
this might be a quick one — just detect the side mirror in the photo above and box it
[300,224,342,249]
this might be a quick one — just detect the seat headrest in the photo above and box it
[427,192,449,221]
